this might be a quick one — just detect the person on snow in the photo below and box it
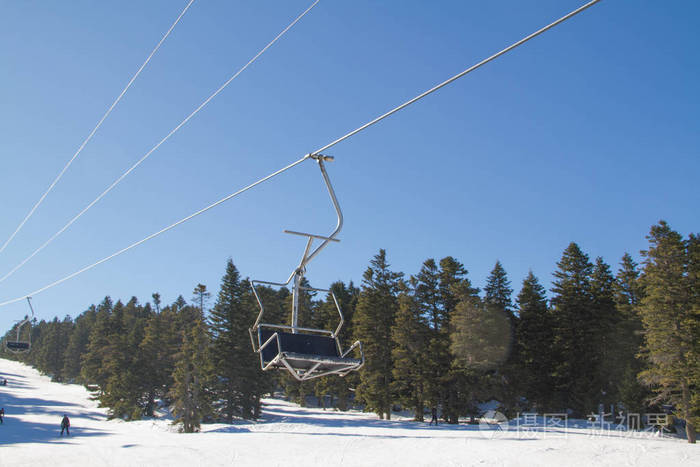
[0,407,4,424]
[60,414,70,436]
[429,406,439,426]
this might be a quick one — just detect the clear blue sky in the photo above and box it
[0,0,698,330]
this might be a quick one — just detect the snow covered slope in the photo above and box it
[0,358,696,466]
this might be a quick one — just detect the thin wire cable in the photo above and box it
[0,0,320,285]
[313,0,602,155]
[0,155,311,307]
[0,0,601,307]
[0,0,196,257]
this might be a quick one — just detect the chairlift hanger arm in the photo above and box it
[26,296,35,318]
[248,154,363,379]
[301,154,343,267]
[250,154,344,333]
[15,297,35,329]
[278,154,343,285]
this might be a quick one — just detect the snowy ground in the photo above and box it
[0,359,696,467]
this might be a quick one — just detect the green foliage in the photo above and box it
[140,305,181,416]
[192,284,211,313]
[610,254,651,418]
[170,319,214,432]
[36,316,73,382]
[80,297,114,391]
[62,307,95,382]
[617,365,649,422]
[549,242,596,415]
[97,299,150,419]
[638,221,699,443]
[2,221,696,437]
[392,288,429,420]
[484,261,514,315]
[353,249,402,419]
[426,256,477,423]
[450,293,513,417]
[451,297,511,371]
[590,257,622,405]
[513,271,554,410]
[209,259,268,421]
[483,261,520,414]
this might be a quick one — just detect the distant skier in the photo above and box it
[429,407,439,426]
[60,414,70,436]
[0,407,4,424]
[2,379,6,386]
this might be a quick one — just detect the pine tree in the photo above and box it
[391,286,429,420]
[171,319,213,433]
[413,259,445,417]
[616,253,644,310]
[514,271,553,410]
[438,256,478,423]
[353,249,402,419]
[37,316,72,381]
[411,256,477,423]
[686,233,700,439]
[484,261,514,315]
[152,293,162,313]
[549,242,596,415]
[590,257,622,405]
[99,299,149,419]
[209,259,267,421]
[415,259,441,330]
[81,297,114,391]
[140,303,182,416]
[438,257,478,318]
[613,253,650,417]
[483,261,519,414]
[192,284,211,313]
[638,221,699,443]
[63,306,96,382]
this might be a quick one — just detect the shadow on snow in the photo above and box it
[0,370,110,445]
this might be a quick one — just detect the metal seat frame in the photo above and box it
[249,154,364,381]
[5,297,34,353]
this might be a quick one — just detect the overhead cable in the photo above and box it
[0,0,601,307]
[313,0,602,155]
[0,155,309,307]
[0,0,320,285]
[0,0,196,257]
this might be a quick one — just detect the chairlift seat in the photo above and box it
[259,328,361,373]
[6,342,30,351]
[249,156,363,380]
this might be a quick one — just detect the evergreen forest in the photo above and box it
[2,221,697,442]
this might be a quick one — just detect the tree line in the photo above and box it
[1,221,697,442]
[352,221,698,443]
[2,260,272,432]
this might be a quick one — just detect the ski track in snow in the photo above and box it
[0,359,697,467]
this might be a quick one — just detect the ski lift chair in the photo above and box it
[6,297,34,353]
[249,154,364,381]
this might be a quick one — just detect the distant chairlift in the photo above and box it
[6,297,34,353]
[249,154,364,381]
